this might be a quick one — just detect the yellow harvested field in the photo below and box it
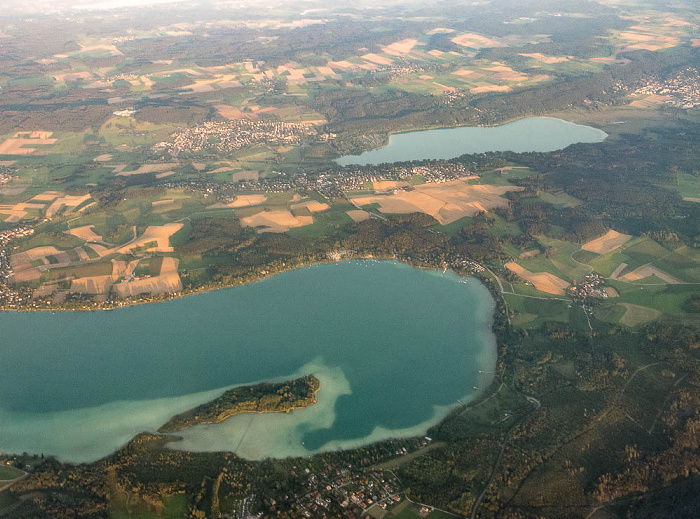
[619,303,661,327]
[45,194,92,218]
[485,64,528,81]
[519,250,540,259]
[629,94,673,108]
[384,39,418,56]
[452,69,479,77]
[71,275,116,295]
[604,287,620,298]
[53,71,93,82]
[350,178,521,225]
[11,267,42,283]
[33,284,59,298]
[617,31,679,51]
[581,230,632,255]
[152,199,174,207]
[88,244,113,258]
[346,210,370,222]
[519,53,570,64]
[117,223,183,254]
[0,205,27,222]
[0,132,57,155]
[290,200,330,213]
[113,258,182,299]
[225,194,266,207]
[451,33,504,49]
[316,66,339,76]
[471,84,512,94]
[75,247,91,262]
[362,53,393,66]
[158,257,179,275]
[427,28,455,35]
[433,82,458,92]
[618,264,683,284]
[154,68,201,76]
[140,76,153,89]
[372,180,410,191]
[232,170,259,182]
[30,191,63,202]
[117,163,177,176]
[77,44,123,56]
[94,154,112,162]
[427,50,445,57]
[610,262,628,280]
[240,210,313,233]
[112,259,139,278]
[216,105,247,120]
[11,246,62,267]
[66,225,103,242]
[9,245,74,282]
[207,166,235,175]
[505,262,571,296]
[328,60,355,71]
[223,194,268,208]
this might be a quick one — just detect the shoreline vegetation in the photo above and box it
[0,253,477,313]
[158,375,321,434]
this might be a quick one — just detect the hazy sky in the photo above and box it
[0,0,435,14]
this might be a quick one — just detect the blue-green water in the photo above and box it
[0,260,496,462]
[336,117,608,166]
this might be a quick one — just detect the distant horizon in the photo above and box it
[0,0,434,15]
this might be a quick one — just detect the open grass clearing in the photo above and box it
[606,280,697,315]
[505,293,571,327]
[618,303,662,327]
[0,465,25,481]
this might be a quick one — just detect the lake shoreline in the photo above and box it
[0,253,480,313]
[0,260,499,462]
[336,116,608,166]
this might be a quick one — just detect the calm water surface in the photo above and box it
[0,260,496,462]
[336,117,608,166]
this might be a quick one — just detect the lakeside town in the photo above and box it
[160,161,477,200]
[158,119,319,156]
[0,226,34,308]
[1,436,450,519]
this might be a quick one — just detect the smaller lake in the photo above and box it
[336,117,608,166]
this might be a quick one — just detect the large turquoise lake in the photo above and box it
[336,117,608,166]
[0,260,496,463]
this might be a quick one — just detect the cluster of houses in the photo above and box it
[159,119,317,155]
[633,67,700,109]
[0,226,34,308]
[277,465,403,518]
[160,161,475,201]
[567,272,609,301]
[313,162,474,199]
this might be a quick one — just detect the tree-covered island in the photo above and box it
[158,375,320,433]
